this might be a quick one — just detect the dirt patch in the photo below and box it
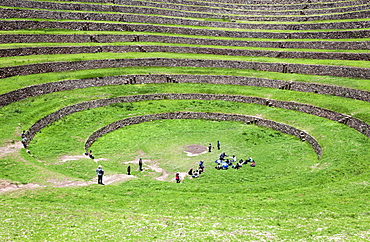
[0,180,43,193]
[0,141,23,158]
[49,174,136,187]
[59,154,108,163]
[310,163,331,171]
[184,144,208,156]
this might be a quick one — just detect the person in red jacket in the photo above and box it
[175,172,181,183]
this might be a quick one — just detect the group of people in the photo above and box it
[94,143,256,185]
[214,152,256,170]
[95,158,144,185]
[127,158,143,175]
[208,140,221,152]
[186,160,205,180]
[84,150,94,159]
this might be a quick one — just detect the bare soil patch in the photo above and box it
[59,154,108,163]
[184,144,208,156]
[49,174,136,187]
[0,141,23,158]
[0,180,42,193]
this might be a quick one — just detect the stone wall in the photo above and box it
[2,45,369,62]
[2,8,370,31]
[2,0,369,22]
[83,112,322,159]
[22,93,370,159]
[1,75,369,108]
[1,34,369,51]
[2,20,370,40]
[1,58,370,80]
[22,93,369,141]
[66,0,367,11]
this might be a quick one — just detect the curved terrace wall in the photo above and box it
[2,0,369,19]
[1,35,369,51]
[21,93,370,158]
[2,8,370,31]
[2,20,370,40]
[1,45,369,62]
[1,58,369,80]
[59,0,368,10]
[84,112,322,159]
[1,75,369,108]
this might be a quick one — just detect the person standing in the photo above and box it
[217,141,221,150]
[96,165,104,185]
[208,144,212,152]
[175,172,181,183]
[139,158,143,171]
[127,165,131,175]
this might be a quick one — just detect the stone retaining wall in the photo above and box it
[22,93,370,159]
[84,112,322,159]
[2,0,369,21]
[66,0,367,11]
[1,34,368,51]
[2,45,369,62]
[2,8,370,31]
[1,58,369,80]
[2,20,370,40]
[1,75,369,108]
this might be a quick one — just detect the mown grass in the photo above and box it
[1,82,370,144]
[14,0,370,20]
[1,100,369,240]
[1,52,370,68]
[1,2,369,241]
[1,66,369,94]
[3,29,370,42]
[3,18,370,33]
[2,41,370,54]
[3,4,370,25]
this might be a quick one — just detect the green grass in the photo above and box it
[2,41,370,54]
[3,4,370,25]
[1,52,370,69]
[18,0,370,19]
[3,18,370,33]
[1,2,369,241]
[1,100,369,240]
[1,82,370,143]
[3,29,370,42]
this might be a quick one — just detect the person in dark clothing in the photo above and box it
[208,144,212,152]
[96,165,104,185]
[219,152,228,160]
[139,158,143,171]
[127,165,131,175]
[233,162,242,169]
[199,160,204,172]
[217,141,221,150]
[88,150,94,159]
[175,172,180,183]
[188,168,193,176]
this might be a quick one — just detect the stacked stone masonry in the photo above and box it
[1,75,369,108]
[2,0,369,21]
[1,45,369,62]
[2,7,370,30]
[1,34,369,51]
[2,20,370,40]
[60,0,368,11]
[83,112,322,158]
[1,58,369,80]
[22,94,368,156]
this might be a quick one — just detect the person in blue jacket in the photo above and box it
[96,165,105,185]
